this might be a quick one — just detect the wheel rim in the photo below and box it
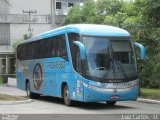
[26,83,30,97]
[64,87,70,104]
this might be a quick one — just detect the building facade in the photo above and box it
[0,0,13,76]
[0,0,82,77]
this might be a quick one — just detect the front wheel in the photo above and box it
[26,82,40,99]
[63,85,73,106]
[106,101,116,105]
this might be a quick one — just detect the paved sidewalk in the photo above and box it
[137,98,160,104]
[0,84,26,96]
[0,85,33,105]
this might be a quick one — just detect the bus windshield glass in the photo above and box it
[82,36,137,82]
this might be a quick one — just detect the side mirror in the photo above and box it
[73,41,86,60]
[134,42,146,60]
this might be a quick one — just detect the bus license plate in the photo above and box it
[110,95,119,100]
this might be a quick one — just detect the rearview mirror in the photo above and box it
[134,42,146,60]
[73,41,86,60]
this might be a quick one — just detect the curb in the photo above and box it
[137,98,160,105]
[0,99,33,105]
[5,84,17,88]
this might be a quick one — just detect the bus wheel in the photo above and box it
[106,101,116,105]
[63,85,72,106]
[26,82,31,98]
[26,82,39,99]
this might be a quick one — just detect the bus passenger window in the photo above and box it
[75,49,82,72]
[57,35,68,60]
[46,38,55,58]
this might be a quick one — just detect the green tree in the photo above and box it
[0,75,3,85]
[12,39,21,53]
[23,33,30,40]
[63,5,83,24]
[96,0,123,16]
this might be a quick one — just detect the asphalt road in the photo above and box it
[0,95,160,114]
[0,85,160,120]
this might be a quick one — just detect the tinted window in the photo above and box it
[56,2,61,9]
[17,45,21,60]
[68,3,74,7]
[46,37,56,58]
[17,34,68,60]
[21,44,26,60]
[68,33,80,70]
[57,35,68,60]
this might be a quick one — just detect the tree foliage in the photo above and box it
[63,0,160,88]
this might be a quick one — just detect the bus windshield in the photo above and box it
[82,36,137,82]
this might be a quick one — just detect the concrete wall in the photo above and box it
[1,0,82,47]
[9,0,52,44]
[0,0,9,14]
[9,0,51,14]
[0,0,10,46]
[10,24,51,44]
[7,0,82,45]
[0,23,10,45]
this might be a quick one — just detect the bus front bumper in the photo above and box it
[83,82,139,102]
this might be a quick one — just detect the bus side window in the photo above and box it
[21,44,26,60]
[68,33,81,72]
[75,46,82,73]
[35,41,39,59]
[17,45,21,60]
[30,42,34,59]
[46,38,54,58]
[57,34,68,61]
[39,40,45,58]
[46,38,50,58]
[25,44,29,60]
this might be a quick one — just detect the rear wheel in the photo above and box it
[26,82,40,99]
[63,85,73,106]
[106,101,116,105]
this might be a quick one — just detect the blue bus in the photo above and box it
[16,24,146,106]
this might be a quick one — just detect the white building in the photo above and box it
[0,0,82,80]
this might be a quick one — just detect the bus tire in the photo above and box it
[26,82,40,99]
[106,101,116,105]
[63,85,73,106]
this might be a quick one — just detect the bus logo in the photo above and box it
[33,63,43,90]
[113,89,117,93]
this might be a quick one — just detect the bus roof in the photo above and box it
[21,24,130,44]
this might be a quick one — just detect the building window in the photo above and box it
[56,2,61,9]
[68,3,74,8]
[0,24,10,46]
